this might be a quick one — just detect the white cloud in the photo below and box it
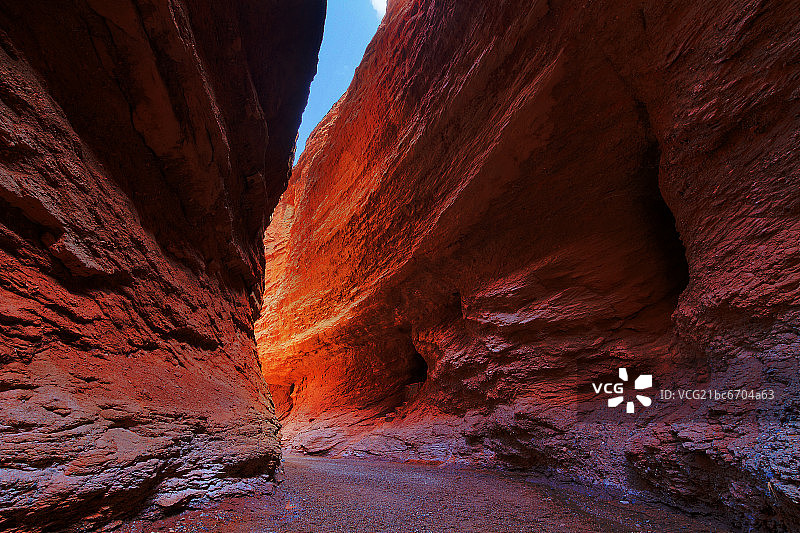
[370,0,387,18]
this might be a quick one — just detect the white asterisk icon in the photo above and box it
[608,368,653,413]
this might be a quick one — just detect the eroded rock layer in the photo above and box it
[0,1,324,530]
[257,0,800,529]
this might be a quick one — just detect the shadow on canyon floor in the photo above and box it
[122,455,731,532]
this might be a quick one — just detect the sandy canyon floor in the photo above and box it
[121,455,731,533]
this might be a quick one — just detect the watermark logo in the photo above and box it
[592,368,653,414]
[579,361,781,423]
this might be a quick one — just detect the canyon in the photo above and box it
[257,0,800,531]
[0,1,324,531]
[0,0,798,531]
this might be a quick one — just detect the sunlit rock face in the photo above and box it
[0,1,324,530]
[257,0,800,528]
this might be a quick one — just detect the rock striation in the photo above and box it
[257,0,800,529]
[0,1,324,530]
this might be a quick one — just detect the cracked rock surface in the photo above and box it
[257,0,800,529]
[0,1,324,530]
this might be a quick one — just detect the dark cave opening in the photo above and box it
[407,349,429,386]
[395,347,428,408]
[639,138,690,304]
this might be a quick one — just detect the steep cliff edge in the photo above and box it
[0,1,324,530]
[257,0,800,529]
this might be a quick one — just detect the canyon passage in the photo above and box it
[1,1,800,532]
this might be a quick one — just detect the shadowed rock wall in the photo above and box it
[257,0,800,529]
[0,1,324,530]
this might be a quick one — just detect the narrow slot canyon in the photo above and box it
[1,1,799,532]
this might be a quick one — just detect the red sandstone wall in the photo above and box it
[0,1,324,530]
[257,0,800,528]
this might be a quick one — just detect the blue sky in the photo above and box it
[295,0,385,159]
